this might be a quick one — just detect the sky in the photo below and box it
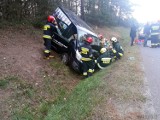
[131,0,160,23]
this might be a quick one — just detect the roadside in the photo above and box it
[44,27,149,120]
[0,25,81,120]
[84,28,147,120]
[140,46,160,120]
[0,26,149,120]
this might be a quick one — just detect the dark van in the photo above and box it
[51,7,101,73]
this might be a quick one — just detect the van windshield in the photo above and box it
[77,29,99,46]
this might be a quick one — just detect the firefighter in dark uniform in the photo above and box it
[143,22,150,47]
[150,21,160,47]
[79,37,94,78]
[108,45,117,61]
[130,24,137,46]
[110,37,124,59]
[43,15,60,59]
[95,48,111,69]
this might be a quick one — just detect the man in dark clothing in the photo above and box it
[95,48,111,69]
[43,15,60,59]
[143,22,150,47]
[110,37,124,59]
[79,37,94,78]
[130,24,137,46]
[150,21,160,47]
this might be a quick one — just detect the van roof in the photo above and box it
[57,7,94,33]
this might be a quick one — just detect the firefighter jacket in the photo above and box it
[109,41,124,59]
[112,41,124,54]
[108,48,117,59]
[43,22,58,39]
[79,42,93,61]
[96,51,111,69]
[150,23,160,36]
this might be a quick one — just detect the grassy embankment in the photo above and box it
[0,27,146,120]
[44,27,146,120]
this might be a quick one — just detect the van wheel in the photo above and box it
[61,53,69,65]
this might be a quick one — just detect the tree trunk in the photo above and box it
[80,0,85,20]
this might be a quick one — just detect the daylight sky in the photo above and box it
[131,0,160,23]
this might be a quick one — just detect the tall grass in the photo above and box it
[45,73,104,120]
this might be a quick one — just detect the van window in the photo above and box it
[78,29,99,46]
[68,34,78,41]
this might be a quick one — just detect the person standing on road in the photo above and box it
[143,22,151,47]
[130,24,137,46]
[150,21,160,47]
[79,37,94,78]
[43,15,60,59]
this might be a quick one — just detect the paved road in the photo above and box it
[140,46,160,120]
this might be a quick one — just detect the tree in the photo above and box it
[0,0,136,27]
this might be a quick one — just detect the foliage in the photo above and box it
[0,0,136,26]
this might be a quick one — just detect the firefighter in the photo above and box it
[98,34,105,47]
[43,15,60,59]
[79,37,94,78]
[150,21,160,47]
[95,48,111,69]
[143,22,151,47]
[110,37,124,59]
[130,24,137,46]
[108,45,117,61]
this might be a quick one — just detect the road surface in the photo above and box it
[140,46,160,120]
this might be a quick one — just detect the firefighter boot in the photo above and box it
[44,50,50,59]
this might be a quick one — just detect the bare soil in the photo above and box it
[0,26,50,81]
[0,26,81,119]
[0,26,81,80]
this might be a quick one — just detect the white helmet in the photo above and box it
[110,37,117,42]
[100,48,107,53]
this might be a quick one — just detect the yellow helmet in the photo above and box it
[100,48,107,53]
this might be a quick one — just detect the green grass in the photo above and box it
[45,75,102,120]
[0,76,18,89]
[1,26,146,120]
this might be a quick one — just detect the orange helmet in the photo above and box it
[47,15,55,23]
[86,37,93,43]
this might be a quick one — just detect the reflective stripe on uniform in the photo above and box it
[151,26,159,31]
[81,57,92,61]
[88,69,93,73]
[101,58,111,64]
[81,47,89,54]
[97,63,105,69]
[114,56,117,59]
[44,50,50,53]
[150,33,159,35]
[119,53,123,57]
[112,49,116,53]
[43,25,50,30]
[120,46,123,51]
[43,35,52,39]
[83,72,87,76]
